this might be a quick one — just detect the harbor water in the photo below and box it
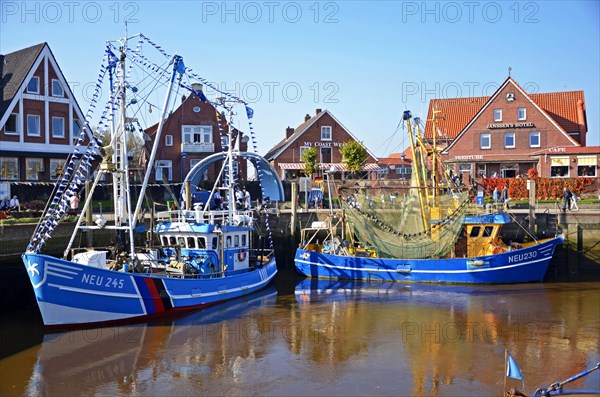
[0,266,599,396]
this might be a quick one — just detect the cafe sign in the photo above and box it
[487,122,535,129]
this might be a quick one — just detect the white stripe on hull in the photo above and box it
[38,301,137,326]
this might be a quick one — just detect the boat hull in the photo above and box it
[22,253,277,327]
[294,237,562,284]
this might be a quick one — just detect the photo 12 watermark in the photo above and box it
[199,1,339,24]
[1,1,140,24]
[401,80,540,103]
[400,1,540,24]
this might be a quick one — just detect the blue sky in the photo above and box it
[2,1,599,157]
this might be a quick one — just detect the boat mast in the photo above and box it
[405,111,429,231]
[227,107,237,225]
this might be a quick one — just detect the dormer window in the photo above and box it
[27,76,40,94]
[51,79,64,97]
[493,109,502,122]
[517,108,526,121]
[321,126,332,141]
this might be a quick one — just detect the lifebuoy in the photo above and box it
[237,248,247,262]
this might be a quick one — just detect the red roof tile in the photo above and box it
[424,90,585,140]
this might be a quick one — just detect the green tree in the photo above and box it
[340,140,368,176]
[301,147,318,177]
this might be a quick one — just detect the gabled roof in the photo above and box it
[0,42,46,117]
[264,110,378,161]
[425,78,585,143]
[264,112,323,160]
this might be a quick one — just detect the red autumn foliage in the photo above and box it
[481,176,594,200]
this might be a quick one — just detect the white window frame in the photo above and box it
[529,132,540,148]
[321,126,332,141]
[504,132,515,149]
[50,159,66,180]
[182,125,212,144]
[517,107,526,121]
[0,157,19,180]
[299,146,310,160]
[155,160,173,181]
[493,109,502,122]
[26,158,44,180]
[165,135,173,146]
[459,163,471,172]
[480,133,491,149]
[27,76,40,94]
[52,116,65,138]
[477,164,487,178]
[4,113,19,135]
[27,114,41,136]
[51,79,64,97]
[72,120,82,144]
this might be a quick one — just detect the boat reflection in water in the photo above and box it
[3,280,598,396]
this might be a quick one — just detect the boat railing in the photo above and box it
[156,209,255,225]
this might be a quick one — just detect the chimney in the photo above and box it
[304,114,311,122]
[576,99,587,145]
[286,126,295,139]
[316,108,322,115]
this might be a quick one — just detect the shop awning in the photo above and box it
[577,156,597,166]
[279,163,382,171]
[551,157,569,166]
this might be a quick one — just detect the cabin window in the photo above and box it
[469,226,481,237]
[161,236,168,245]
[226,236,232,248]
[482,226,494,237]
[197,237,206,248]
[242,234,247,246]
[234,235,240,247]
[212,237,218,249]
[187,237,196,248]
[169,236,177,245]
[177,237,186,247]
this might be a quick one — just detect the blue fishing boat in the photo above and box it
[22,34,278,328]
[295,111,562,284]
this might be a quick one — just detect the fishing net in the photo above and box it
[340,172,469,259]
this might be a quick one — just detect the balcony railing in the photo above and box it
[181,142,215,153]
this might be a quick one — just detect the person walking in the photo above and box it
[500,186,508,210]
[562,187,572,212]
[570,191,579,211]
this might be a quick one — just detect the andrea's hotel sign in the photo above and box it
[487,122,535,129]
